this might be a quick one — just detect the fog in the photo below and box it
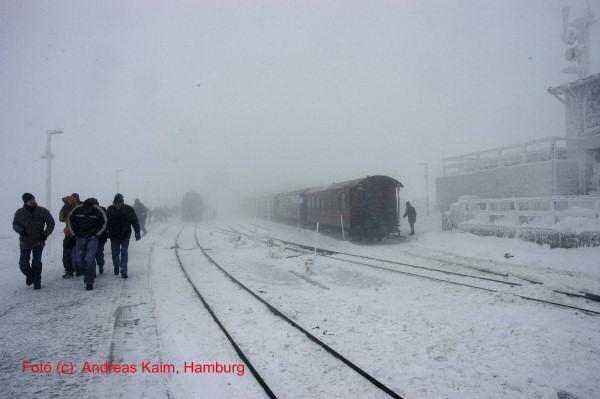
[1,0,598,231]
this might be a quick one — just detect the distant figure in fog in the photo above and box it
[69,198,107,290]
[107,194,141,278]
[151,206,170,222]
[12,193,55,289]
[403,201,417,235]
[133,198,149,236]
[59,194,80,278]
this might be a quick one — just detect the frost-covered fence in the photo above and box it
[436,136,587,210]
[456,196,600,225]
[442,136,574,176]
[445,195,600,247]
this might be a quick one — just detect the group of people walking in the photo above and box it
[13,192,149,291]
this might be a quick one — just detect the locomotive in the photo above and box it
[251,175,403,241]
[181,191,204,222]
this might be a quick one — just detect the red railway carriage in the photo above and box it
[304,175,403,241]
[256,175,403,241]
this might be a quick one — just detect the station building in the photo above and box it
[437,73,600,211]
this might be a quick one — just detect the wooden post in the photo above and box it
[314,221,320,255]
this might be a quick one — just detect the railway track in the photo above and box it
[173,225,405,399]
[244,223,547,283]
[173,228,277,399]
[229,224,521,290]
[230,223,600,316]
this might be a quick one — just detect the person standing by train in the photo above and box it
[68,198,107,290]
[12,193,55,289]
[133,198,149,236]
[403,201,417,235]
[107,194,141,278]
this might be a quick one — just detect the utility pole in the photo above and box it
[42,130,64,213]
[420,162,430,216]
[115,169,124,193]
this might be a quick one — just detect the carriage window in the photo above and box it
[341,193,347,209]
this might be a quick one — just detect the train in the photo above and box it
[250,175,403,241]
[181,191,204,222]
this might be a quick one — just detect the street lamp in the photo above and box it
[116,169,124,193]
[42,129,64,212]
[420,162,430,217]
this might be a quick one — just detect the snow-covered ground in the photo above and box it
[1,218,599,398]
[245,216,600,299]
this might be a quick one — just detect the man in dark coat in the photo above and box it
[69,198,107,290]
[12,193,55,289]
[403,201,417,235]
[58,194,80,278]
[107,194,141,278]
[89,198,108,274]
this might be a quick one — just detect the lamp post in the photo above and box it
[42,130,64,213]
[420,162,430,217]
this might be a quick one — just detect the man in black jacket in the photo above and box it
[12,193,55,289]
[89,198,108,275]
[106,194,141,278]
[69,198,107,290]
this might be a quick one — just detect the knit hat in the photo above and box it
[22,193,35,203]
[114,193,124,204]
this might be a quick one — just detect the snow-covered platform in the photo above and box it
[1,220,599,398]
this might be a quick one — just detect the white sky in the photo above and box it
[1,0,599,228]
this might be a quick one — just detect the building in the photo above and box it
[437,73,600,211]
[434,7,600,247]
[548,72,600,194]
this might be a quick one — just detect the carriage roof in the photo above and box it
[304,175,403,194]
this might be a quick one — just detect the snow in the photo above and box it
[246,216,600,297]
[0,230,166,399]
[1,218,599,398]
[202,219,600,398]
[149,225,266,398]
